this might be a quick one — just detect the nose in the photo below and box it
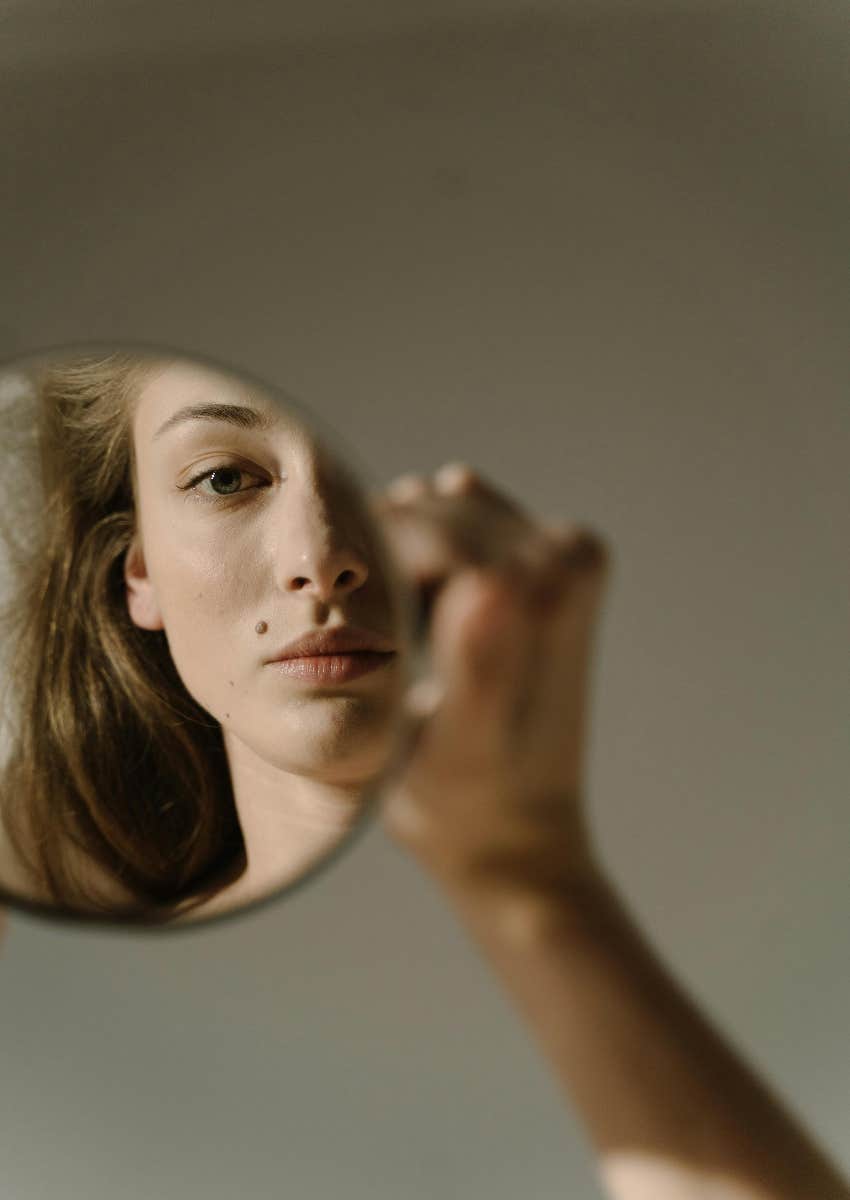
[275,469,371,603]
[285,543,369,600]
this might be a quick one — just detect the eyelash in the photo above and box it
[179,462,271,501]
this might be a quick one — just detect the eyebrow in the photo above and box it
[152,402,275,440]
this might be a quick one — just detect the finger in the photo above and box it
[382,463,528,527]
[555,523,611,572]
[433,466,535,562]
[404,675,445,721]
[384,472,433,503]
[427,569,534,745]
[432,461,480,496]
[432,462,529,520]
[388,463,531,548]
[379,510,465,586]
[378,465,536,573]
[523,524,612,613]
[377,495,488,592]
[512,527,611,762]
[381,573,519,849]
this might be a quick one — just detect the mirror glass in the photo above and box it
[0,344,415,928]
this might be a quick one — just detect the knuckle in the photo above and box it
[553,524,611,571]
[433,461,481,495]
[385,473,430,502]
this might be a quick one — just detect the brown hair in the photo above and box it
[0,351,245,921]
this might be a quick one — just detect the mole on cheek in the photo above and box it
[255,620,268,635]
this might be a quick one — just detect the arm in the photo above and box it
[378,464,849,1200]
[439,863,848,1200]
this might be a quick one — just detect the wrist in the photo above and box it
[435,845,619,950]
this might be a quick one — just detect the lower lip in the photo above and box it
[268,652,396,683]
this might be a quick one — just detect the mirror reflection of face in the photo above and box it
[0,351,413,926]
[126,361,406,795]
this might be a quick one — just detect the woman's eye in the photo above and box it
[183,465,268,499]
[204,467,248,496]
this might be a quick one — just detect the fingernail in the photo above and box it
[433,462,476,495]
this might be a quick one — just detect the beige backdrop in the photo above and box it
[0,3,848,1197]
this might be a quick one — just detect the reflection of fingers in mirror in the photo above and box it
[0,347,412,928]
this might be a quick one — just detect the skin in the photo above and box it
[125,360,409,911]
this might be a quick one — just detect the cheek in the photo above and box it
[157,522,262,617]
[151,531,264,702]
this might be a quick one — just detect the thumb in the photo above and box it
[425,567,534,748]
[381,570,521,832]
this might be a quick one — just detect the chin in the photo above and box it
[231,703,398,781]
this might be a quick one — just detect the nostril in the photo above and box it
[337,569,358,588]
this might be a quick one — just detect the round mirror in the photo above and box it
[0,344,415,928]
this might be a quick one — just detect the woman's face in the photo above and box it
[126,360,407,787]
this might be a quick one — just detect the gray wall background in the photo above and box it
[1,3,848,1197]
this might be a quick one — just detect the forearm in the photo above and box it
[440,864,849,1200]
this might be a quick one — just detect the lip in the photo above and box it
[268,652,396,683]
[264,625,398,663]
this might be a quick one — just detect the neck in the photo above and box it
[205,732,369,915]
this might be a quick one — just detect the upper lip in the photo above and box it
[265,626,397,662]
